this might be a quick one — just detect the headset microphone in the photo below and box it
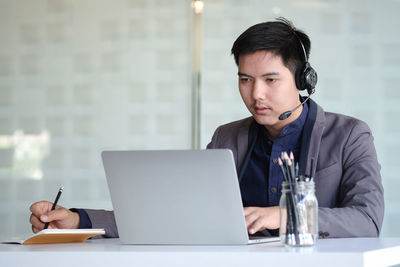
[278,94,312,120]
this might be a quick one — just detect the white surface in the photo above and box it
[1,238,400,267]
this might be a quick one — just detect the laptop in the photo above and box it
[102,149,280,245]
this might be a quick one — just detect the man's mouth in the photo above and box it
[253,105,271,115]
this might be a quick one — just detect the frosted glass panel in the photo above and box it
[0,0,191,239]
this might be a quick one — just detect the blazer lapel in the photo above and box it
[237,123,249,169]
[305,103,326,178]
[236,119,251,182]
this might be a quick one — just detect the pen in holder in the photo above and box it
[278,153,318,247]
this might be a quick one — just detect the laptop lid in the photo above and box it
[102,149,251,245]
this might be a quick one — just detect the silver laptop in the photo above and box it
[102,149,280,245]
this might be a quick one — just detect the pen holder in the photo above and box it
[279,180,318,247]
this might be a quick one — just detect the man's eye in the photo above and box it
[267,78,276,83]
[240,77,250,82]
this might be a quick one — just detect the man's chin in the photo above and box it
[252,115,278,127]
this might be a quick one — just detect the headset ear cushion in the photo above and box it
[304,65,318,94]
[295,63,307,91]
[295,62,318,94]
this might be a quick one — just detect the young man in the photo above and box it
[29,18,384,238]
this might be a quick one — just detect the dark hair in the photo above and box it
[231,17,311,75]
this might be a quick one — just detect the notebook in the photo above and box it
[1,229,105,245]
[102,149,280,245]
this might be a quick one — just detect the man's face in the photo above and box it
[238,50,300,131]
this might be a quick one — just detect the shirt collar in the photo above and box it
[257,101,309,142]
[277,102,308,138]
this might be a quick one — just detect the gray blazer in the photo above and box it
[206,102,384,238]
[85,101,384,238]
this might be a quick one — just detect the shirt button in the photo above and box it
[273,158,278,164]
[271,187,277,193]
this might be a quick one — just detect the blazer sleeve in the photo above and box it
[85,209,119,238]
[206,125,222,149]
[318,120,384,238]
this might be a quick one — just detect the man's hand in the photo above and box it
[244,206,280,234]
[29,201,80,233]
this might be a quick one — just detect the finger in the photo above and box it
[248,219,265,235]
[30,213,45,229]
[30,201,52,217]
[247,216,259,235]
[245,212,259,229]
[32,225,40,234]
[41,207,68,223]
[243,207,256,216]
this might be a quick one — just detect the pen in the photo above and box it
[44,186,64,229]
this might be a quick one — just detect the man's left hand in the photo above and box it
[244,206,280,234]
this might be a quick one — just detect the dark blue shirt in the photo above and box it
[240,103,308,208]
[70,208,92,229]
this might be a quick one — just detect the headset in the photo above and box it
[278,31,318,120]
[294,35,318,95]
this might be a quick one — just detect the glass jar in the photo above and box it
[279,180,318,246]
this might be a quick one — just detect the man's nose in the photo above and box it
[252,79,265,100]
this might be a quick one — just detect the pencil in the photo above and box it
[310,157,316,180]
[43,186,64,229]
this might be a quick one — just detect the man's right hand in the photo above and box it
[29,201,80,233]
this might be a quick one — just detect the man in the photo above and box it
[29,18,384,238]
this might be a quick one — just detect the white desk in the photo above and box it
[1,238,400,267]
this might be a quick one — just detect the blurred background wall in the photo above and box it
[0,0,399,238]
